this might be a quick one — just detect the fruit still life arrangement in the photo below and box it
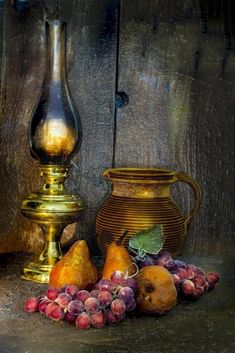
[24,226,220,329]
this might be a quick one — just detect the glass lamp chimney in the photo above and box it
[29,20,82,165]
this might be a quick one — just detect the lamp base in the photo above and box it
[20,164,86,283]
[21,261,53,284]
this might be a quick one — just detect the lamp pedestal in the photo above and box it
[21,164,86,283]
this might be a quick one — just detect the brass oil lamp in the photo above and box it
[21,20,86,283]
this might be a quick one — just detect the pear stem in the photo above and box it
[116,230,129,246]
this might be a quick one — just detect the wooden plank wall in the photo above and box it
[0,1,45,253]
[0,0,117,253]
[0,0,234,259]
[115,0,235,258]
[58,0,117,251]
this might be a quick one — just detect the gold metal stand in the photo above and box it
[21,164,86,283]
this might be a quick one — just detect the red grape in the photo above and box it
[76,312,91,330]
[192,275,206,287]
[164,260,178,272]
[91,311,106,328]
[24,297,38,313]
[46,287,60,301]
[153,251,172,266]
[185,264,198,279]
[98,291,113,307]
[90,290,100,298]
[157,250,172,262]
[67,300,84,315]
[105,309,119,325]
[207,272,220,287]
[124,277,137,291]
[75,290,91,303]
[175,268,187,280]
[84,297,101,314]
[110,271,125,285]
[38,299,50,314]
[111,299,126,317]
[65,285,79,297]
[154,258,168,267]
[181,279,195,296]
[55,293,72,308]
[46,302,65,321]
[65,312,76,324]
[192,286,204,299]
[97,279,113,292]
[125,298,136,312]
[117,287,134,303]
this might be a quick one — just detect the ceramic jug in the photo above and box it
[96,168,201,257]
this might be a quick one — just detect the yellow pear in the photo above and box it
[102,233,136,279]
[49,240,98,289]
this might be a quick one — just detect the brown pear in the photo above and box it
[49,240,98,289]
[102,234,136,279]
[135,265,177,315]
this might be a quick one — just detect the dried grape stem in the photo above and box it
[126,262,139,279]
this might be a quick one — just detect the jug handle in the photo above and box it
[175,172,201,229]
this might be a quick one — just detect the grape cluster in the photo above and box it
[24,271,137,329]
[134,250,220,300]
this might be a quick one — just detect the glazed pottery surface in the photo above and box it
[96,168,201,257]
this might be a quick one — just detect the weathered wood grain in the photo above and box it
[58,0,117,251]
[115,0,235,257]
[0,0,46,253]
[40,0,58,20]
[0,1,4,94]
[183,0,235,257]
[0,0,117,253]
[115,0,201,167]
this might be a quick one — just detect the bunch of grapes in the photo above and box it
[133,250,220,300]
[24,271,137,329]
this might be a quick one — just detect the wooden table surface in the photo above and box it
[0,252,234,353]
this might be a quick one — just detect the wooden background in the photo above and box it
[0,0,234,260]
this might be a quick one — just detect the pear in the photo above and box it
[102,232,136,279]
[49,240,98,289]
[135,265,177,315]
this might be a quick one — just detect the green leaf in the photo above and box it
[129,225,164,255]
